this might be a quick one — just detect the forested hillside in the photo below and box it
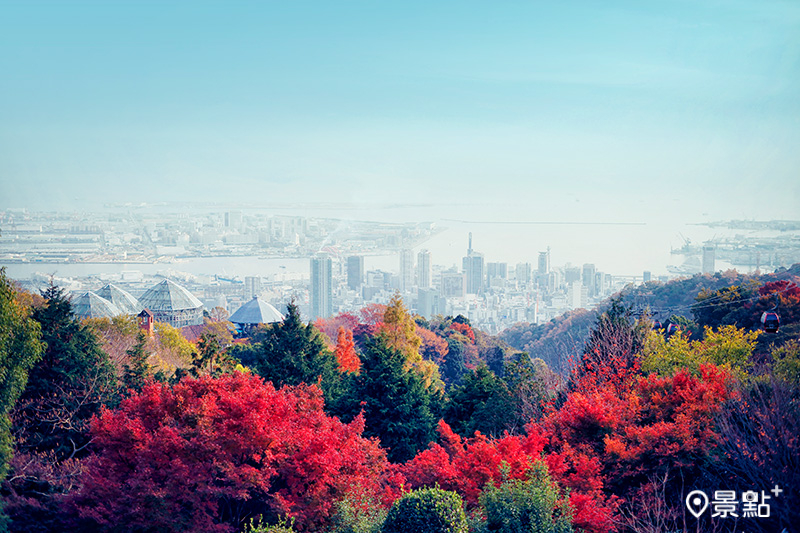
[502,264,800,373]
[0,266,797,533]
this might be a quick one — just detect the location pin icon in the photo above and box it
[686,490,709,518]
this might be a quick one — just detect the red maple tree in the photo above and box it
[398,347,735,533]
[67,373,387,532]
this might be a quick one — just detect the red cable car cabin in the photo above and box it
[761,311,780,333]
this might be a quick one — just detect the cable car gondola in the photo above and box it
[761,311,780,333]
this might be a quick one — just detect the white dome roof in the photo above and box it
[229,297,284,325]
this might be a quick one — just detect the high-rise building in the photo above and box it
[417,249,432,289]
[462,233,484,294]
[417,288,442,318]
[310,255,333,320]
[224,210,243,229]
[538,248,551,275]
[244,276,262,300]
[546,271,558,293]
[567,281,588,310]
[487,262,508,280]
[486,262,507,290]
[582,263,596,297]
[463,254,485,294]
[400,249,414,291]
[515,263,532,285]
[702,245,716,274]
[564,266,581,284]
[595,271,607,296]
[642,271,652,283]
[441,271,466,298]
[346,256,364,290]
[366,270,387,289]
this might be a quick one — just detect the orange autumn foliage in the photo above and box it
[334,326,360,374]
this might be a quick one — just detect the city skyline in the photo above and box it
[5,206,797,334]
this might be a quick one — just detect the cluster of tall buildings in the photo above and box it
[307,234,639,333]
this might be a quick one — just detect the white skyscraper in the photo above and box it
[516,263,532,285]
[538,248,551,275]
[400,248,414,292]
[463,233,484,295]
[346,255,364,290]
[567,281,588,310]
[310,255,333,320]
[417,249,432,289]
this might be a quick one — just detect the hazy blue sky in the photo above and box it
[1,0,798,221]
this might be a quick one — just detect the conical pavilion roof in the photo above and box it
[72,292,122,319]
[229,296,284,325]
[139,279,202,312]
[97,283,143,315]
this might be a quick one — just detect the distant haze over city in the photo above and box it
[1,1,798,224]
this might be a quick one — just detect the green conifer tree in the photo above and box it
[122,331,151,392]
[16,284,118,460]
[445,365,514,438]
[231,301,343,406]
[344,337,439,462]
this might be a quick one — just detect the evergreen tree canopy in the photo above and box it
[122,332,151,393]
[441,337,467,386]
[341,336,440,463]
[231,301,343,407]
[444,365,514,438]
[17,284,118,460]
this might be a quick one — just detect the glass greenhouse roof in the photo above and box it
[96,283,143,315]
[139,279,203,312]
[72,291,122,319]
